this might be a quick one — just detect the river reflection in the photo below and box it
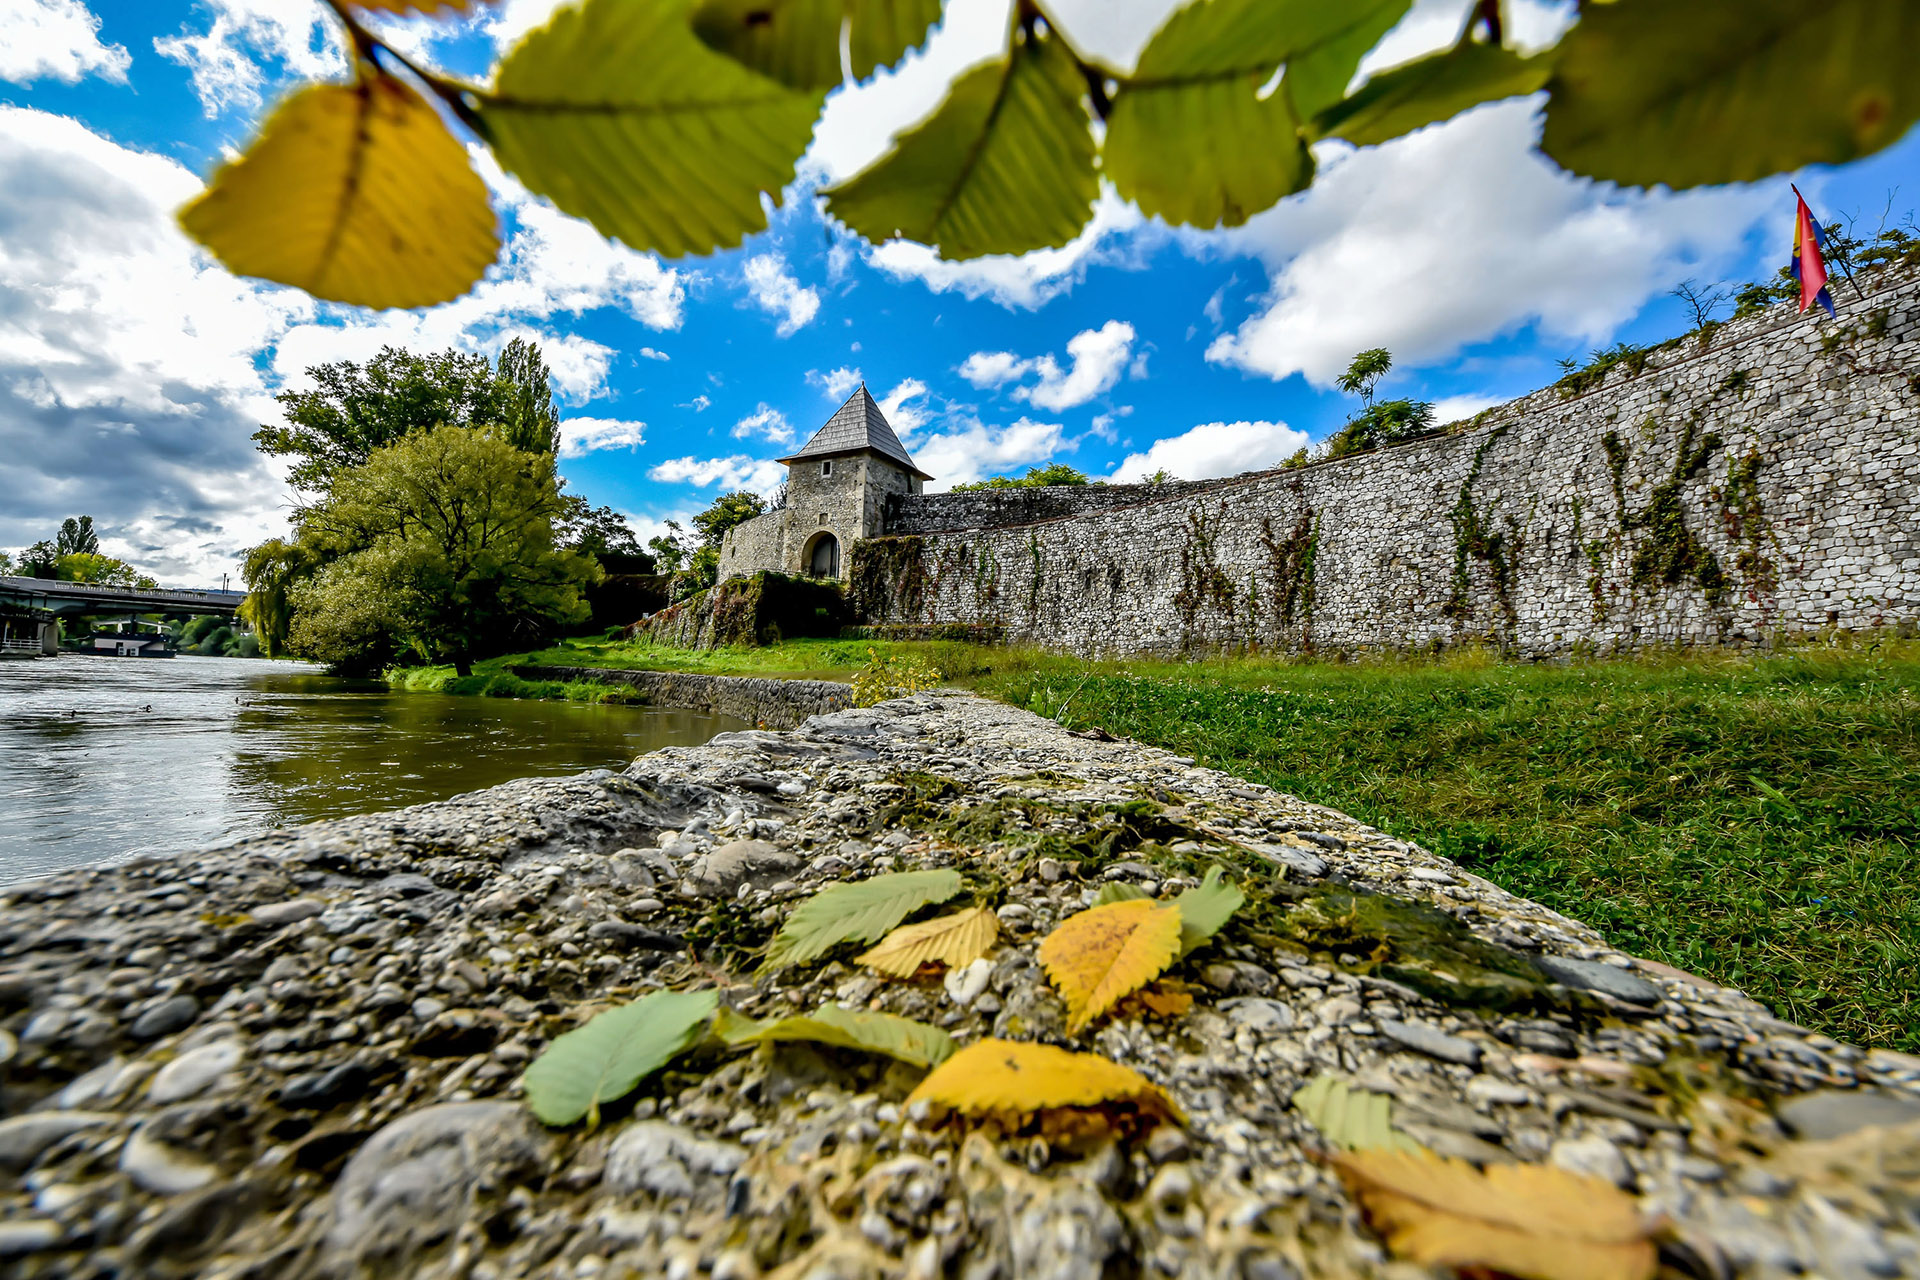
[0,654,748,882]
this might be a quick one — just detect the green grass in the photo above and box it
[392,635,1920,1050]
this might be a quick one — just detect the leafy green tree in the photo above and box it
[691,490,767,548]
[54,553,157,588]
[18,542,58,578]
[239,538,317,658]
[55,516,100,557]
[1338,348,1393,406]
[286,425,598,675]
[0,551,14,576]
[647,522,689,574]
[951,464,1094,492]
[560,498,642,559]
[1326,399,1439,459]
[496,337,561,456]
[257,345,525,492]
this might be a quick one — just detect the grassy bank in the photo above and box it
[392,637,1920,1050]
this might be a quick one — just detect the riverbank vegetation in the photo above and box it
[405,635,1920,1051]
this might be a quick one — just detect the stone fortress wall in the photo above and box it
[852,268,1920,657]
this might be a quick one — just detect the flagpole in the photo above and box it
[1793,183,1867,303]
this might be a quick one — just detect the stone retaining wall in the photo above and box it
[857,270,1920,657]
[514,665,852,728]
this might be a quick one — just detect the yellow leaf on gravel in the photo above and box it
[909,1038,1183,1126]
[1332,1148,1656,1280]
[179,75,498,309]
[858,906,998,977]
[1039,898,1183,1033]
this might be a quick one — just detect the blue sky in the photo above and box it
[4,0,1918,584]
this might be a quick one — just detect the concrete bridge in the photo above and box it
[0,575,247,656]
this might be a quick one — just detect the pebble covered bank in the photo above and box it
[1,693,1917,1278]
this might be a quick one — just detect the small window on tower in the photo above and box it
[819,513,829,526]
[821,460,833,477]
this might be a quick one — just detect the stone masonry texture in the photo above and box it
[854,271,1920,657]
[1,691,1915,1277]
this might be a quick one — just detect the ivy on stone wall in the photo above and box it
[1720,449,1778,603]
[1623,413,1727,602]
[1260,509,1319,649]
[1442,427,1518,644]
[848,536,928,622]
[1173,505,1236,640]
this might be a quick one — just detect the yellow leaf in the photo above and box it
[1332,1148,1656,1280]
[179,76,497,309]
[909,1038,1183,1127]
[1131,984,1193,1019]
[857,905,998,977]
[1038,898,1183,1033]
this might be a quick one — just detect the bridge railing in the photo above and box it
[0,638,40,654]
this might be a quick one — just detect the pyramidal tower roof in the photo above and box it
[777,384,931,480]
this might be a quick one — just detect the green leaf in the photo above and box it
[477,0,825,258]
[822,20,1096,259]
[715,1002,955,1067]
[523,989,718,1127]
[1540,0,1920,189]
[1310,39,1549,147]
[764,869,964,970]
[1103,0,1407,229]
[1173,866,1245,957]
[1291,1072,1426,1153]
[692,0,943,90]
[1093,881,1149,907]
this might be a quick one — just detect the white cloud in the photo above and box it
[742,253,820,336]
[1110,420,1309,483]
[877,378,931,436]
[915,416,1070,491]
[637,346,670,361]
[153,0,342,116]
[731,404,795,444]
[1431,393,1504,425]
[559,417,646,458]
[648,454,786,495]
[958,320,1135,411]
[807,366,863,400]
[483,0,567,49]
[865,190,1152,310]
[1205,101,1775,387]
[684,394,712,412]
[2,0,130,85]
[0,105,310,581]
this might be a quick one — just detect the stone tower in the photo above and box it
[716,384,931,581]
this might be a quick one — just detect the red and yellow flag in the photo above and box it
[1791,186,1837,318]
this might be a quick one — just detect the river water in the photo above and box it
[0,654,749,884]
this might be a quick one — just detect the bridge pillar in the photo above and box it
[40,621,57,655]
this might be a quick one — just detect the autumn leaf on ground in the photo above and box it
[1039,898,1183,1033]
[713,1003,954,1068]
[1173,866,1245,956]
[1092,881,1148,907]
[764,869,964,970]
[1291,1072,1425,1153]
[1331,1148,1656,1280]
[858,905,998,977]
[523,989,717,1128]
[910,1038,1184,1128]
[179,74,498,309]
[1129,983,1194,1019]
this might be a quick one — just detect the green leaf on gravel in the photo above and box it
[1291,1072,1426,1153]
[1311,39,1549,147]
[524,988,718,1128]
[822,19,1096,260]
[1539,0,1920,189]
[692,0,942,90]
[714,1002,954,1067]
[1093,881,1150,907]
[477,0,825,259]
[1174,865,1245,956]
[764,869,964,970]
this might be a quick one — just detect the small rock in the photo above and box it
[1548,1135,1631,1188]
[1220,998,1295,1032]
[943,958,993,1009]
[1775,1088,1920,1141]
[0,1112,115,1171]
[21,1009,71,1045]
[148,1040,243,1104]
[281,1063,372,1110]
[261,955,307,985]
[776,779,806,796]
[995,904,1032,924]
[120,1125,217,1195]
[410,997,447,1020]
[0,1029,15,1065]
[58,1056,129,1108]
[1534,955,1661,1006]
[587,920,683,951]
[1378,1020,1482,1068]
[1313,996,1363,1027]
[1675,1156,1725,1182]
[130,995,201,1040]
[686,840,800,896]
[253,898,325,925]
[409,1011,498,1057]
[1407,868,1457,884]
[0,1220,61,1256]
[1144,1126,1192,1164]
[1037,858,1066,883]
[604,1121,746,1198]
[1464,1076,1534,1108]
